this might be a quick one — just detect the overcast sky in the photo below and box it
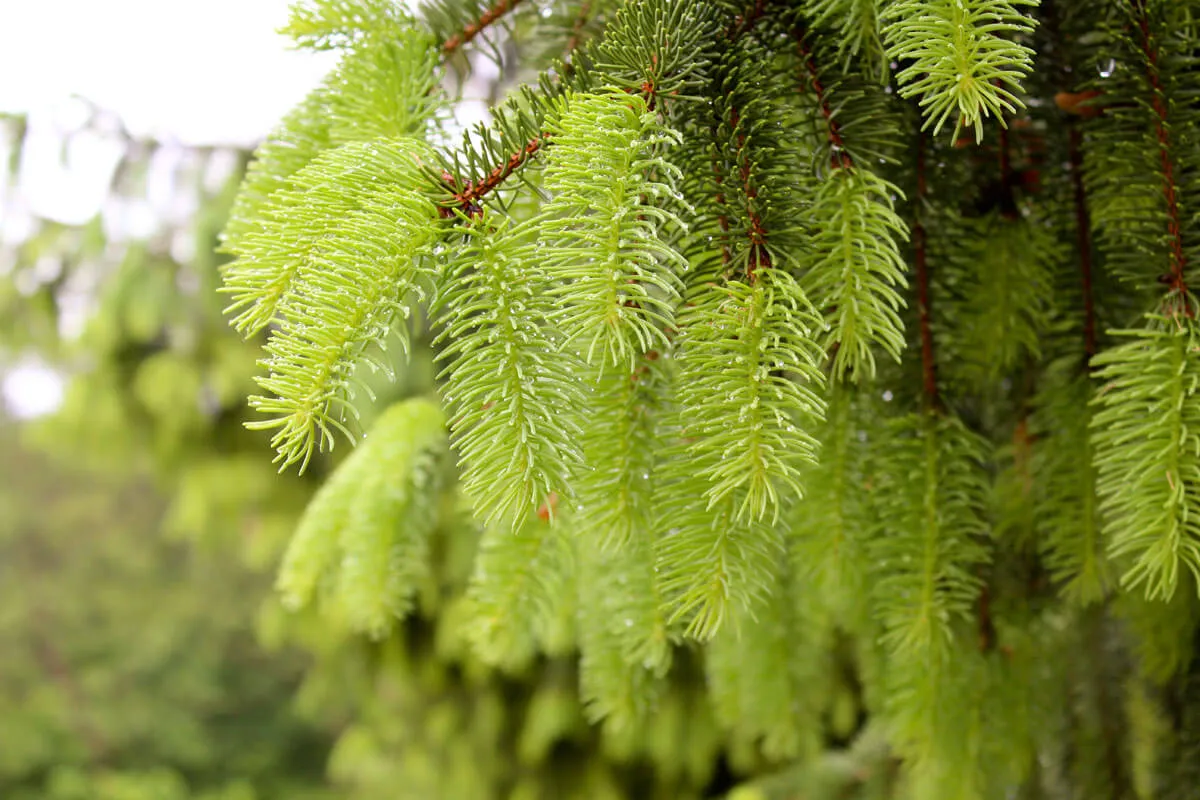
[1,0,336,417]
[0,0,334,145]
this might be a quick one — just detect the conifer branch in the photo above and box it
[914,132,939,409]
[656,489,781,640]
[939,208,1058,389]
[433,212,584,527]
[728,105,771,282]
[674,269,826,522]
[881,0,1038,141]
[577,526,671,731]
[1092,317,1200,600]
[706,559,829,760]
[793,28,854,170]
[803,166,910,382]
[467,513,574,668]
[538,91,689,368]
[791,386,876,628]
[276,399,447,637]
[1034,366,1109,605]
[240,141,441,471]
[873,414,988,659]
[727,0,769,39]
[440,0,526,55]
[1068,125,1097,361]
[1131,0,1189,307]
[437,136,544,218]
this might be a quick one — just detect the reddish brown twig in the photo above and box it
[563,0,592,59]
[914,133,939,410]
[439,136,544,218]
[1068,126,1098,360]
[792,29,853,171]
[442,0,526,56]
[729,106,772,282]
[1133,2,1190,307]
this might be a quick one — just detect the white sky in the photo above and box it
[0,0,335,146]
[1,0,336,418]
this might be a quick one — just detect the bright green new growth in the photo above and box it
[881,0,1039,140]
[433,213,585,528]
[221,15,442,336]
[803,167,909,381]
[674,268,826,524]
[872,413,988,660]
[242,140,440,471]
[1092,317,1200,600]
[539,91,689,370]
[276,397,447,638]
[466,512,575,669]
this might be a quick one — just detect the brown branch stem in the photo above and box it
[792,29,853,171]
[442,0,526,56]
[439,136,544,218]
[728,105,771,282]
[1068,126,1098,361]
[564,0,592,59]
[1133,2,1189,306]
[914,133,939,410]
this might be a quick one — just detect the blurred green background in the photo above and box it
[0,100,343,796]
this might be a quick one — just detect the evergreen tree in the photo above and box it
[128,0,1200,795]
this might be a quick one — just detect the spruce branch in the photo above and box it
[432,0,715,218]
[219,86,333,286]
[871,412,988,660]
[221,24,442,336]
[706,558,830,761]
[466,512,575,668]
[538,90,689,369]
[433,212,585,527]
[333,402,447,636]
[242,140,441,471]
[1034,366,1110,605]
[792,26,857,170]
[1092,316,1200,600]
[574,353,667,552]
[655,487,781,641]
[940,212,1059,389]
[673,269,826,522]
[437,135,545,218]
[576,527,671,732]
[802,166,910,382]
[275,399,448,637]
[881,0,1039,141]
[1083,1,1200,313]
[790,385,878,628]
[1130,0,1190,307]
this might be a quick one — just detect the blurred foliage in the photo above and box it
[0,110,334,799]
[0,422,331,799]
